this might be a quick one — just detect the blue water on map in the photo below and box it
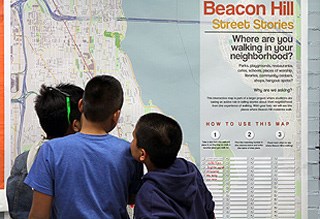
[122,0,200,162]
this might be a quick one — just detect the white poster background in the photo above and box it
[200,1,308,218]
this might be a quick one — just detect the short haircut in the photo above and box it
[135,113,183,169]
[82,75,124,122]
[34,83,84,138]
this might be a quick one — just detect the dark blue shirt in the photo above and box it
[134,158,215,219]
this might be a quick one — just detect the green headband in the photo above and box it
[65,96,71,124]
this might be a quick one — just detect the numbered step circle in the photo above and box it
[211,130,220,140]
[276,130,285,139]
[245,130,255,140]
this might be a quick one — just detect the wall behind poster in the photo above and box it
[2,0,308,217]
[0,0,4,189]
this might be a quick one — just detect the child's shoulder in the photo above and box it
[42,133,80,149]
[107,134,130,145]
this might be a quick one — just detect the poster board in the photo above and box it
[2,0,308,217]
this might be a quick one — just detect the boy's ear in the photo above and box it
[112,110,121,123]
[78,99,83,113]
[72,119,81,132]
[139,148,147,162]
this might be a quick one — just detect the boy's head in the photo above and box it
[131,113,183,169]
[34,83,84,139]
[81,75,123,127]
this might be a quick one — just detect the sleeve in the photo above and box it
[24,142,55,196]
[134,189,173,219]
[133,185,152,219]
[196,167,215,219]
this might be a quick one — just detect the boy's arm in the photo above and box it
[28,190,53,219]
[194,164,216,218]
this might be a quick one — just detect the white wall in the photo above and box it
[308,0,320,217]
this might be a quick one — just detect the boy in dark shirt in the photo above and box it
[131,112,215,219]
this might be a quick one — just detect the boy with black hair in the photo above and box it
[27,83,84,171]
[131,112,215,219]
[25,75,143,219]
[6,83,84,219]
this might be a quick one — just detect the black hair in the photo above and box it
[82,75,123,122]
[34,83,84,138]
[135,113,183,169]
